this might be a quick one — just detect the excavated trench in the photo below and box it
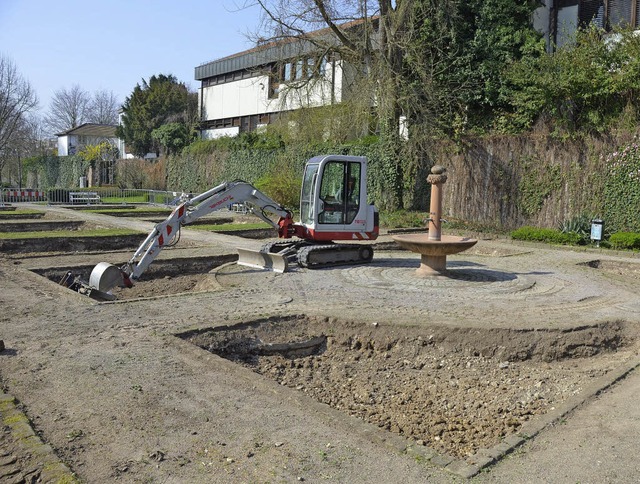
[581,259,640,281]
[180,315,636,459]
[32,255,237,300]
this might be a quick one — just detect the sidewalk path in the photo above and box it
[474,366,640,483]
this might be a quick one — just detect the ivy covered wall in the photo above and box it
[432,132,640,231]
[165,131,640,232]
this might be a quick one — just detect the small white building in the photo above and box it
[56,123,120,186]
[56,123,119,157]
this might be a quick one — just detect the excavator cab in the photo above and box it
[299,155,378,242]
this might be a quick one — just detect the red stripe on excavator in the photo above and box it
[178,205,185,218]
[158,235,164,247]
[303,229,379,241]
[166,225,173,236]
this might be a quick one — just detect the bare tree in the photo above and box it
[88,89,120,125]
[0,54,39,184]
[45,84,91,135]
[242,0,414,208]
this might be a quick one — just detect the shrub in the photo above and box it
[559,213,596,245]
[504,26,640,134]
[379,210,427,229]
[253,156,302,209]
[609,232,640,250]
[511,226,582,245]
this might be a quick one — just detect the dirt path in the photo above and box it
[1,204,640,482]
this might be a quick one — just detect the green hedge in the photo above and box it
[609,232,640,250]
[510,226,583,245]
[165,141,392,209]
[603,141,640,232]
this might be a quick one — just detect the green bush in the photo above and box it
[559,213,596,245]
[254,157,302,209]
[609,232,640,250]
[511,226,582,245]
[504,26,640,134]
[379,210,427,229]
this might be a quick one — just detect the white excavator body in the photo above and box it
[82,155,379,298]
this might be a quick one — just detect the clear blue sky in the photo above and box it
[0,0,262,115]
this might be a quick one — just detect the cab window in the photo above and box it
[318,161,361,224]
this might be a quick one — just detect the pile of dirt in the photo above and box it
[183,315,633,459]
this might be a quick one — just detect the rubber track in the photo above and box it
[297,244,374,269]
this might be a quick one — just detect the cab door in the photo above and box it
[302,155,368,240]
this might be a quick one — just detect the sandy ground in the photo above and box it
[1,204,640,483]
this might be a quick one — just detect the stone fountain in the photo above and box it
[392,165,477,276]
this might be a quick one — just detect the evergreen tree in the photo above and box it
[117,74,196,158]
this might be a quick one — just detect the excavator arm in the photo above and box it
[89,181,294,293]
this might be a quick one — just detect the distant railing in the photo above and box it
[0,188,183,206]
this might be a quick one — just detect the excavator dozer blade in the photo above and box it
[236,248,289,273]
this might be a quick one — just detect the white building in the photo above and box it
[56,123,120,186]
[56,123,119,157]
[197,6,640,139]
[195,32,355,139]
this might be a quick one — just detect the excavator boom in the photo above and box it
[89,180,293,293]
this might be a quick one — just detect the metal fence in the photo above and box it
[0,188,183,206]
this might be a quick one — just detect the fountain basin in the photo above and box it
[392,233,478,276]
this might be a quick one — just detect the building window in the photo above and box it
[268,64,283,99]
[201,69,258,88]
[577,0,639,29]
[306,58,315,78]
[295,59,304,80]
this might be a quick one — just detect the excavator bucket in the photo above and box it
[236,248,289,273]
[89,262,126,293]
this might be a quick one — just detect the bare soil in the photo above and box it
[182,315,635,459]
[2,206,640,482]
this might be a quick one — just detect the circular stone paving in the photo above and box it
[340,256,569,299]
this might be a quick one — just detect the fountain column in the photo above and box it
[427,165,447,242]
[391,165,477,277]
[421,165,448,274]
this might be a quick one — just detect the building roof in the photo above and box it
[55,123,118,138]
[195,17,373,81]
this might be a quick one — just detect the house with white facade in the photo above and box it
[195,26,358,139]
[56,123,119,157]
[56,123,120,186]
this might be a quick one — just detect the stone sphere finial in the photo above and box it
[427,165,448,185]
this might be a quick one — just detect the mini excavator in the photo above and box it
[70,155,379,299]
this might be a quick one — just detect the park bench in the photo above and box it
[69,192,101,205]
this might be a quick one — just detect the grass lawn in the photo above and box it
[0,209,45,215]
[101,195,149,204]
[189,222,273,232]
[0,228,143,239]
[82,207,172,214]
